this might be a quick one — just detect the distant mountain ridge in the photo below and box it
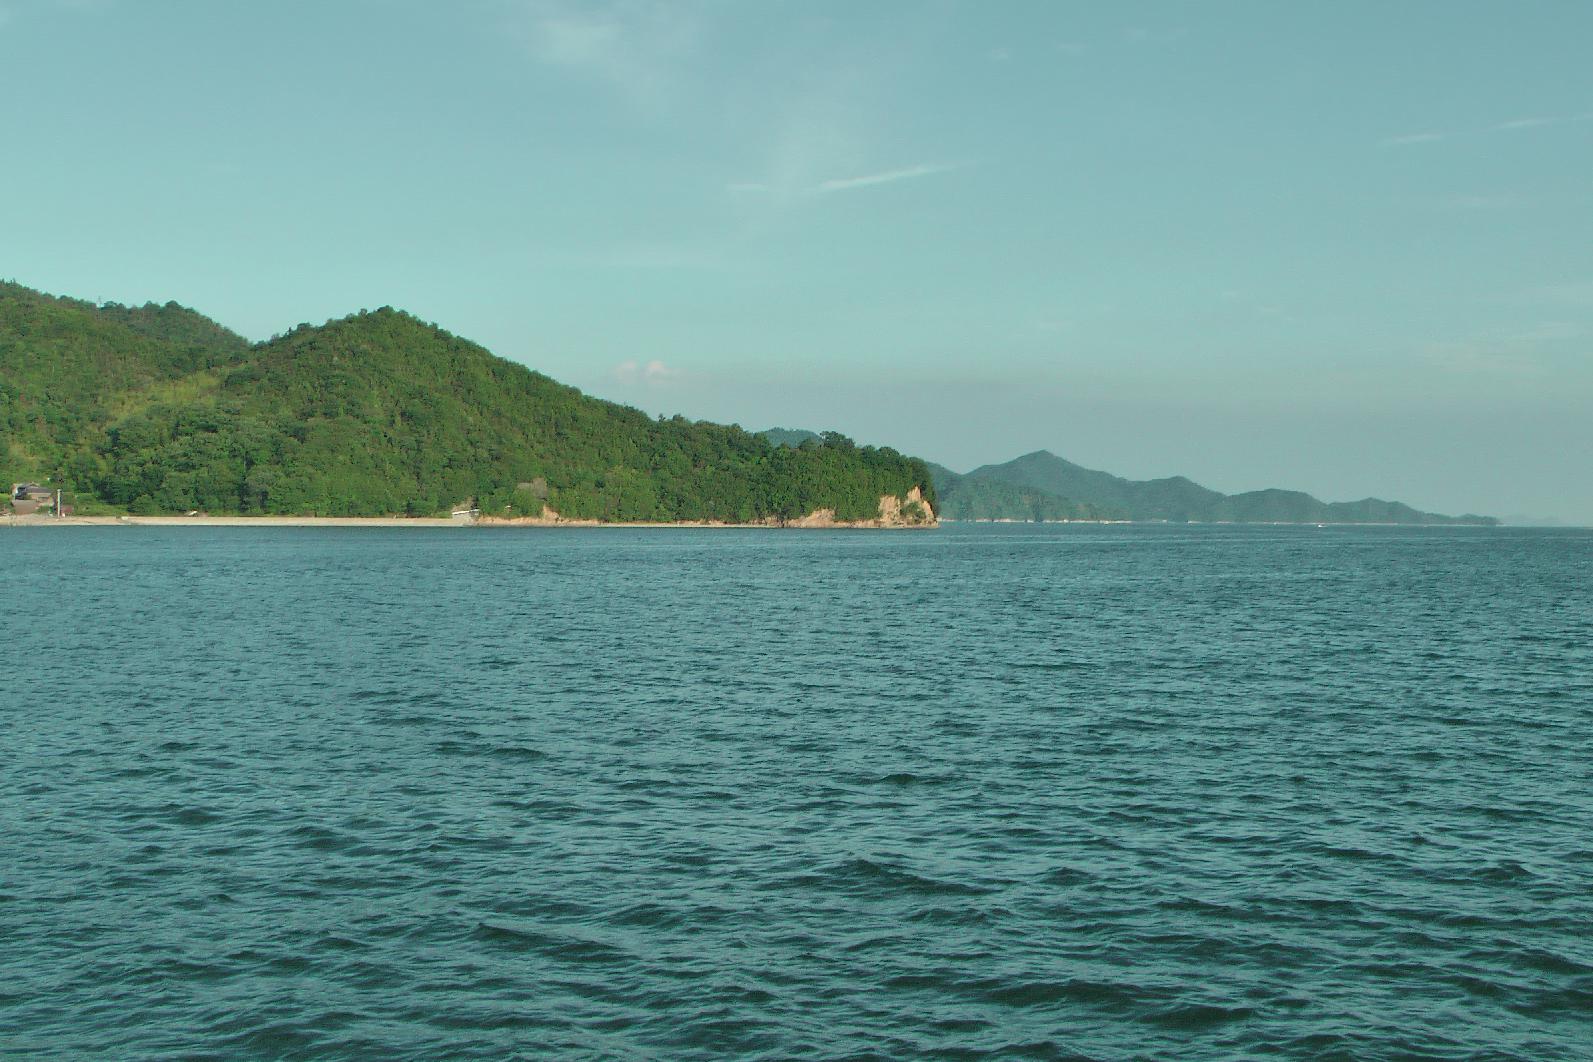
[926,461,1121,522]
[759,427,823,449]
[935,450,1496,525]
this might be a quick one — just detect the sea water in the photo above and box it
[2,524,1590,1059]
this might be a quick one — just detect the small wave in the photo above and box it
[984,1038,1090,1059]
[287,824,354,852]
[905,905,996,927]
[490,744,548,761]
[430,739,546,762]
[875,771,932,786]
[471,922,626,963]
[1040,866,1093,886]
[977,977,1142,1009]
[1474,859,1535,882]
[216,1022,319,1055]
[350,689,452,710]
[1304,842,1402,865]
[605,907,680,932]
[1506,979,1593,1017]
[311,934,368,953]
[1515,948,1593,977]
[836,857,993,897]
[1144,1001,1256,1029]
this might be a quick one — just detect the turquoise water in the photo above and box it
[2,524,1590,1059]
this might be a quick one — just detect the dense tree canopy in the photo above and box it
[1,283,935,521]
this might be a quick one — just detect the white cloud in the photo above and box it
[1386,112,1593,146]
[613,358,681,385]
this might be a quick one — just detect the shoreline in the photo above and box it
[3,514,936,529]
[5,487,940,530]
[2,514,1507,529]
[941,518,1501,527]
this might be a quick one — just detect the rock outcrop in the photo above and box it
[474,486,937,528]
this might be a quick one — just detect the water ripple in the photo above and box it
[2,524,1590,1059]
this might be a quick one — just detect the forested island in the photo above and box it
[3,281,1499,528]
[0,283,935,524]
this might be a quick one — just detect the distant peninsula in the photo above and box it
[928,451,1496,526]
[0,283,935,526]
[755,430,1494,526]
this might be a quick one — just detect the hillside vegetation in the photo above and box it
[1,283,934,521]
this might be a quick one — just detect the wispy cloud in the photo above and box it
[1516,279,1593,308]
[813,163,961,195]
[730,162,965,201]
[511,0,703,108]
[1385,111,1593,146]
[1493,116,1560,130]
[0,0,116,28]
[1422,322,1584,380]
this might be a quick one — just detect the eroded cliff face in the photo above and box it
[787,486,937,528]
[877,485,937,527]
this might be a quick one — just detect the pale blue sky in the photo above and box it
[3,1,1590,521]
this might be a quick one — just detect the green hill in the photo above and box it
[1,283,935,522]
[948,450,1494,525]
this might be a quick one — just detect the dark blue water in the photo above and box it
[2,524,1590,1059]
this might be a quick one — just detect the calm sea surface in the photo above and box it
[2,524,1590,1060]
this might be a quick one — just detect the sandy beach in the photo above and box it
[5,515,468,528]
[4,514,935,529]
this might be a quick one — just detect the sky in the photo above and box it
[2,0,1590,522]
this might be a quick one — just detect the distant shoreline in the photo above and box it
[940,518,1503,527]
[3,514,934,530]
[4,514,1514,529]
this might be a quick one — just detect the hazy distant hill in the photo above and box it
[759,427,823,448]
[930,462,1125,522]
[1,282,934,521]
[939,450,1496,525]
